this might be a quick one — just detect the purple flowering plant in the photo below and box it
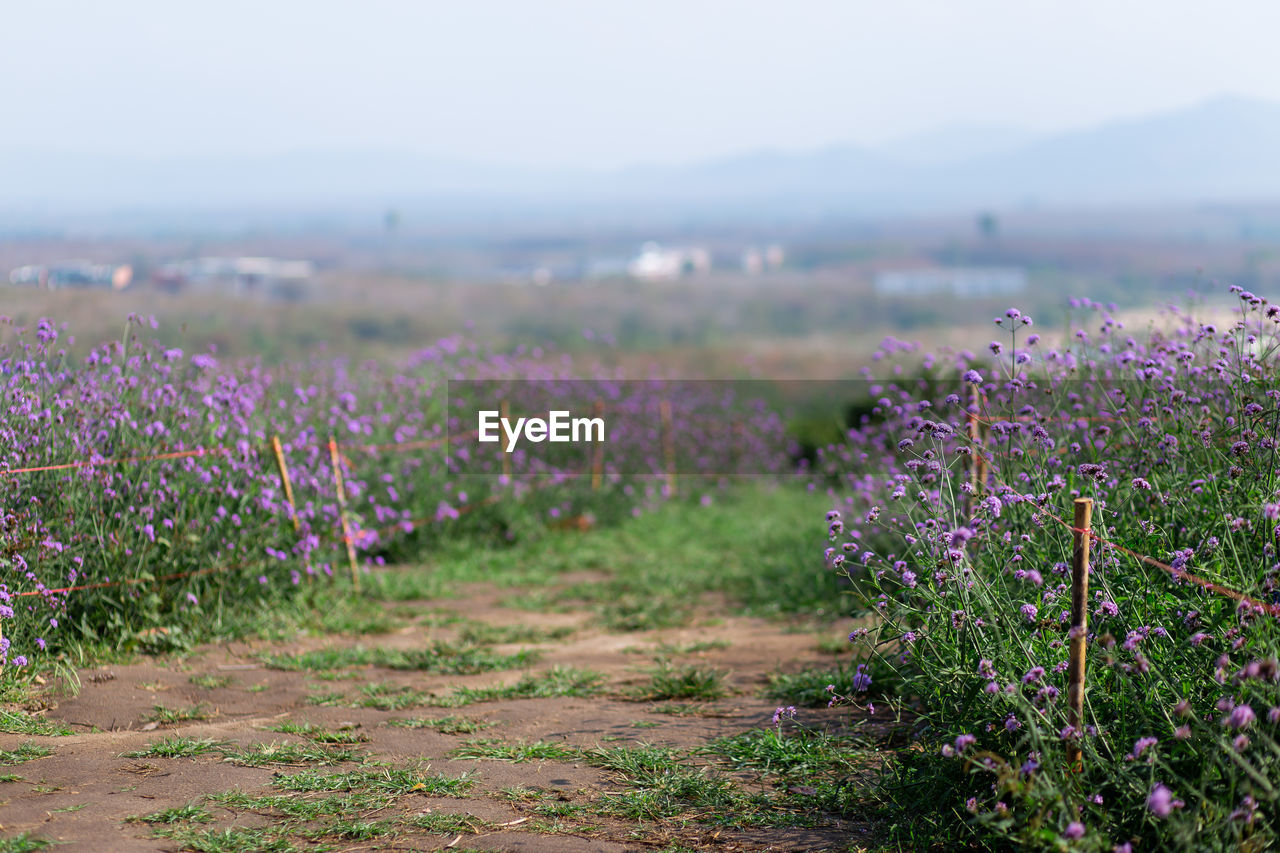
[819,291,1280,848]
[0,315,789,669]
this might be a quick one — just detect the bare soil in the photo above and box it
[0,576,876,852]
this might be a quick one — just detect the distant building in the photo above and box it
[9,261,132,290]
[152,257,313,300]
[874,267,1026,298]
[742,244,786,275]
[628,242,711,281]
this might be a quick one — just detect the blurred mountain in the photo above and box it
[941,95,1280,204]
[4,95,1280,221]
[876,122,1038,166]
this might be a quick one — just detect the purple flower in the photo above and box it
[1225,704,1256,729]
[1128,736,1157,760]
[1020,603,1038,624]
[963,369,983,384]
[1062,822,1084,840]
[1229,795,1258,824]
[851,664,872,692]
[1147,783,1183,818]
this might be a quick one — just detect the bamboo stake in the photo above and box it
[968,383,986,503]
[500,399,511,484]
[328,435,361,591]
[270,435,300,533]
[1066,497,1093,772]
[660,398,676,498]
[590,399,605,491]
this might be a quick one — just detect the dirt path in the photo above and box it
[0,573,875,852]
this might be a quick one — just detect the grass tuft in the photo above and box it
[124,736,228,759]
[221,741,364,767]
[624,662,727,701]
[0,742,54,766]
[144,703,213,725]
[448,739,580,762]
[0,710,72,737]
[385,715,491,734]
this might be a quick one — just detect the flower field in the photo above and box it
[0,315,787,674]
[821,288,1280,849]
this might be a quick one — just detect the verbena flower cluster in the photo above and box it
[821,288,1280,849]
[0,315,787,667]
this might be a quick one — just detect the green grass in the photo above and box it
[0,833,53,853]
[124,736,228,758]
[653,639,731,656]
[263,721,369,744]
[221,741,365,767]
[624,663,727,701]
[812,631,853,655]
[579,742,821,828]
[649,702,731,717]
[259,646,378,671]
[0,773,24,783]
[456,621,576,645]
[385,715,492,734]
[382,642,540,675]
[145,703,213,725]
[261,641,538,675]
[0,710,72,737]
[582,744,740,822]
[302,818,396,841]
[448,739,580,762]
[199,786,488,842]
[430,666,606,707]
[126,802,215,824]
[764,662,869,707]
[304,690,347,707]
[206,789,377,820]
[187,673,234,690]
[400,812,486,834]
[413,487,837,627]
[0,742,54,765]
[153,826,296,853]
[354,682,432,711]
[271,766,474,796]
[701,728,865,780]
[499,784,551,802]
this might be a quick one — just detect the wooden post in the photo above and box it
[328,435,361,591]
[591,399,605,491]
[270,435,300,533]
[1066,497,1092,772]
[968,383,986,506]
[660,398,676,498]
[500,399,511,484]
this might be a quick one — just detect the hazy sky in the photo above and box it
[5,1,1280,169]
